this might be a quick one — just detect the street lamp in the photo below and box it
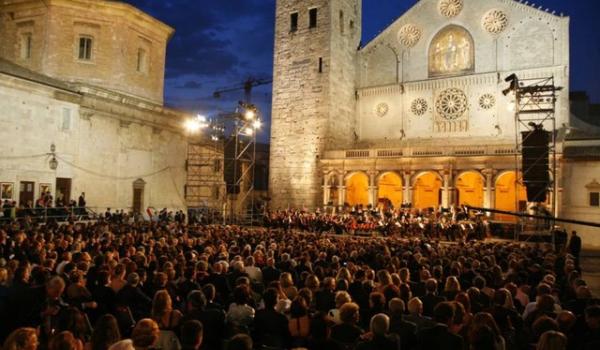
[49,143,58,170]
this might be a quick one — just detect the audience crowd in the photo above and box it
[0,214,597,350]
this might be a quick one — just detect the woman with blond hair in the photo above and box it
[469,312,506,350]
[279,272,297,300]
[443,276,461,301]
[3,328,38,350]
[131,319,160,350]
[151,291,182,350]
[328,291,352,324]
[536,330,567,350]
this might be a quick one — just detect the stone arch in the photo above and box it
[326,171,341,205]
[428,24,475,77]
[377,171,403,208]
[345,171,369,206]
[412,171,443,210]
[495,171,527,221]
[132,178,146,214]
[363,44,399,87]
[455,170,484,207]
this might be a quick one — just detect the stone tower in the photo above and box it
[270,0,361,209]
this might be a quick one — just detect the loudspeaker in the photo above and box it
[521,129,550,202]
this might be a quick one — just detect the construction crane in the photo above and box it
[213,77,273,103]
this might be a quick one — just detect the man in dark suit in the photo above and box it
[261,257,281,286]
[405,297,436,332]
[417,302,464,350]
[355,313,400,350]
[116,273,152,321]
[568,230,582,269]
[253,288,290,349]
[182,290,225,350]
[315,277,336,313]
[388,298,417,350]
[421,278,446,317]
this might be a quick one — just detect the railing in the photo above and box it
[0,206,101,223]
[324,145,518,159]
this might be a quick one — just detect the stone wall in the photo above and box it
[0,70,189,213]
[0,0,172,104]
[270,0,360,210]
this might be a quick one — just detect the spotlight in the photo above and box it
[243,127,254,136]
[244,110,256,120]
[184,119,202,133]
[503,73,519,96]
[252,119,262,130]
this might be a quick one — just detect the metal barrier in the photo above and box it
[0,206,101,223]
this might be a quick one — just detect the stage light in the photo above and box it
[253,119,262,130]
[245,110,256,120]
[184,119,202,133]
[243,127,254,136]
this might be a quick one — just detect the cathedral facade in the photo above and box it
[270,0,600,245]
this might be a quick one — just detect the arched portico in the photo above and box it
[377,171,403,208]
[455,171,484,207]
[412,171,443,210]
[495,171,527,221]
[345,172,369,206]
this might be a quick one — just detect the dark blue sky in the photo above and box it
[124,0,599,142]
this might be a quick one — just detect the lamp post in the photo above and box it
[49,143,58,170]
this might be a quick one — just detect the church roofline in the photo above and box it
[360,0,568,53]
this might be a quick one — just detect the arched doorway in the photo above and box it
[346,172,369,206]
[495,171,527,221]
[413,172,442,210]
[455,171,484,207]
[378,172,403,208]
[328,174,340,205]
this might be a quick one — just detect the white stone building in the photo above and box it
[0,0,222,215]
[270,0,600,247]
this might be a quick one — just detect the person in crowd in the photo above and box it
[536,330,567,350]
[388,298,417,350]
[182,290,224,350]
[355,313,400,350]
[131,319,160,350]
[226,334,252,350]
[2,328,38,350]
[179,320,203,350]
[421,278,446,317]
[417,302,464,350]
[89,315,121,350]
[568,231,582,270]
[253,288,290,349]
[330,302,364,347]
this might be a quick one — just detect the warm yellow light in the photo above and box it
[244,127,254,136]
[185,119,202,133]
[253,120,261,130]
[245,110,256,120]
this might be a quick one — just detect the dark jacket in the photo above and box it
[417,324,464,350]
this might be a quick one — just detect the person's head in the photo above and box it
[290,296,308,318]
[471,312,501,339]
[339,302,360,324]
[536,330,567,350]
[232,284,251,305]
[444,276,461,293]
[555,311,576,334]
[180,320,203,350]
[202,284,216,302]
[3,328,38,350]
[226,334,252,350]
[585,305,600,329]
[571,231,577,237]
[433,302,455,326]
[389,298,405,315]
[469,325,496,350]
[408,297,423,316]
[48,331,83,350]
[107,340,134,350]
[425,278,438,294]
[532,316,559,340]
[131,319,159,350]
[187,290,207,312]
[370,313,390,337]
[91,314,121,350]
[537,294,556,313]
[262,288,279,310]
[46,276,66,300]
[151,290,172,319]
[334,291,352,308]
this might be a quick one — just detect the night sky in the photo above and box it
[123,0,600,143]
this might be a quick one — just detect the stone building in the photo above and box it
[270,0,600,246]
[0,0,220,215]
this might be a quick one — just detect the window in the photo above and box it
[213,186,220,200]
[318,57,323,73]
[290,12,298,32]
[213,159,222,173]
[309,8,318,28]
[339,11,344,34]
[61,108,71,131]
[21,33,32,59]
[78,36,93,60]
[590,192,599,207]
[137,48,147,73]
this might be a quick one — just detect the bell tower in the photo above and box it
[269,0,361,209]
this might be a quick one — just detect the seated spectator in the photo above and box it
[226,285,255,332]
[182,290,225,350]
[388,298,417,350]
[356,313,399,350]
[330,302,363,347]
[131,319,160,350]
[2,328,38,350]
[152,290,182,350]
[253,288,290,348]
[179,320,203,350]
[328,291,352,324]
[536,330,567,350]
[417,302,464,350]
[226,334,252,350]
[48,331,83,350]
[405,297,436,331]
[422,278,445,317]
[90,314,121,350]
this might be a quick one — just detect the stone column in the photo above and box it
[482,169,494,209]
[338,172,346,207]
[322,172,331,206]
[555,163,563,217]
[403,171,412,205]
[368,171,378,207]
[442,170,451,208]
